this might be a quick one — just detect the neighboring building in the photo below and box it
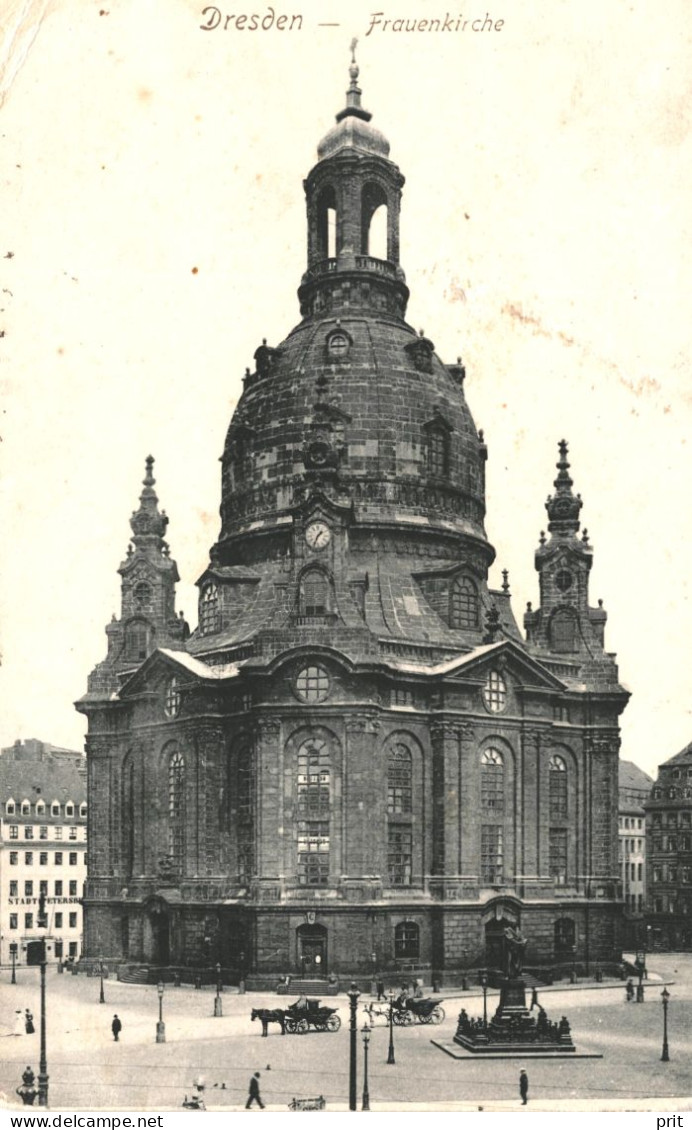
[0,740,87,966]
[645,740,692,951]
[77,57,629,982]
[618,760,653,946]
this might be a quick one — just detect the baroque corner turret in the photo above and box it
[79,457,189,703]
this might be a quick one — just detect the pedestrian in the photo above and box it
[376,979,385,1001]
[13,1010,24,1036]
[625,978,634,1002]
[529,986,538,1011]
[111,1014,122,1042]
[24,1009,35,1034]
[519,1069,529,1105]
[246,1071,265,1110]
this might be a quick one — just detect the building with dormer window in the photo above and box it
[77,53,629,984]
[0,740,87,967]
[644,741,692,951]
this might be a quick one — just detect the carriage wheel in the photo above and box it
[284,1017,297,1034]
[430,1005,445,1025]
[402,1010,415,1025]
[326,1014,341,1032]
[295,1017,309,1034]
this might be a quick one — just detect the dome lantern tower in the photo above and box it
[299,42,409,320]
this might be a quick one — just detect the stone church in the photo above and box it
[78,56,629,983]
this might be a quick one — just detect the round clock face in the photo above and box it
[305,521,332,550]
[555,569,573,592]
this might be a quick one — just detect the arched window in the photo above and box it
[65,803,74,818]
[550,609,577,653]
[6,799,15,815]
[121,756,134,879]
[394,921,420,959]
[200,583,220,634]
[481,748,504,812]
[79,802,87,819]
[362,182,388,258]
[51,801,60,817]
[21,800,30,815]
[36,800,45,816]
[296,737,330,887]
[427,427,448,477]
[450,577,479,629]
[237,744,256,883]
[300,569,331,617]
[317,185,337,260]
[387,744,412,815]
[125,620,150,661]
[549,755,568,819]
[168,748,185,869]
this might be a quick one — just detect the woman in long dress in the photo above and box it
[13,1010,24,1036]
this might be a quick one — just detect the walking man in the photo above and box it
[246,1072,265,1110]
[376,979,385,1002]
[529,986,538,1011]
[111,1014,122,1042]
[519,1069,529,1105]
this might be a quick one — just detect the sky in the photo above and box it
[1,0,691,777]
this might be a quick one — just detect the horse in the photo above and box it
[251,1008,286,1036]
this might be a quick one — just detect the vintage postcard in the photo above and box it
[1,0,691,1119]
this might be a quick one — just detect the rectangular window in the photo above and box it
[10,914,18,930]
[638,863,643,881]
[55,852,63,865]
[25,913,33,929]
[24,852,33,865]
[297,822,329,886]
[55,827,63,840]
[24,880,33,896]
[481,825,503,884]
[69,827,77,840]
[69,881,77,896]
[391,688,414,707]
[69,852,78,865]
[69,942,78,958]
[653,866,662,883]
[9,825,18,839]
[10,880,18,897]
[24,826,34,839]
[69,912,78,928]
[40,880,48,895]
[387,825,413,886]
[55,879,63,896]
[40,852,48,866]
[10,852,18,865]
[55,941,63,958]
[40,826,48,839]
[55,913,63,928]
[549,829,568,885]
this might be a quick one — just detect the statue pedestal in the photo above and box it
[454,977,576,1056]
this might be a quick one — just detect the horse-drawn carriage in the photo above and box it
[364,995,445,1026]
[251,998,341,1036]
[285,997,341,1034]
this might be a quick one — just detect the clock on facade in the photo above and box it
[305,521,332,550]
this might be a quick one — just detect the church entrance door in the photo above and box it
[143,901,170,965]
[296,924,327,977]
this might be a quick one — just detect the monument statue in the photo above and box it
[503,925,528,978]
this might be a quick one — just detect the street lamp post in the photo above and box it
[156,981,166,1044]
[11,943,17,985]
[386,991,396,1065]
[37,892,49,1107]
[661,987,670,1062]
[348,982,360,1112]
[635,950,645,1004]
[99,958,105,1004]
[480,971,488,1030]
[214,962,223,1017]
[361,1023,371,1111]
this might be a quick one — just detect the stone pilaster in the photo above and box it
[344,714,382,877]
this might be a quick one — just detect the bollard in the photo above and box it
[17,1067,38,1106]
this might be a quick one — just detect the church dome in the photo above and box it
[317,53,390,160]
